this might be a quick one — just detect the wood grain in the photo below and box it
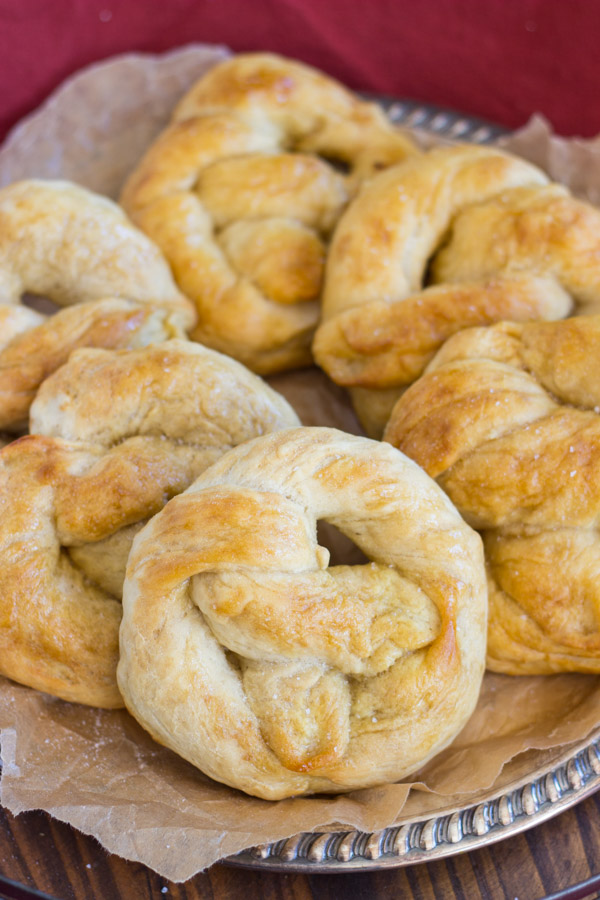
[1,791,600,900]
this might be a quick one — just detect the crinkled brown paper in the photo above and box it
[1,44,600,881]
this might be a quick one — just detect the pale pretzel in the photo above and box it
[0,179,194,323]
[0,340,299,708]
[313,144,596,437]
[384,316,600,674]
[117,427,486,799]
[0,299,186,430]
[120,53,417,374]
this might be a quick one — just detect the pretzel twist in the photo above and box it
[121,53,417,374]
[0,179,197,427]
[384,316,600,674]
[117,427,486,799]
[0,341,298,707]
[0,179,194,319]
[0,299,185,430]
[313,145,600,436]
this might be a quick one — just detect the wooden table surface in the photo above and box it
[1,790,600,900]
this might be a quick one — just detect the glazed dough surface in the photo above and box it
[0,178,198,429]
[0,179,194,323]
[121,53,417,374]
[0,340,298,707]
[314,145,600,436]
[0,298,185,430]
[118,427,487,798]
[385,316,600,674]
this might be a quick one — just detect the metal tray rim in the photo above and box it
[227,727,600,871]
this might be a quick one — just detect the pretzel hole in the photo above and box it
[316,520,368,566]
[423,227,455,287]
[319,155,351,175]
[22,292,61,315]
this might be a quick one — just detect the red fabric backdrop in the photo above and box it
[0,0,599,142]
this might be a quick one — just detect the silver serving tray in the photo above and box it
[371,95,508,143]
[226,102,597,872]
[229,729,600,871]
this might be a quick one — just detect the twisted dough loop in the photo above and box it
[432,184,600,312]
[0,179,194,323]
[121,53,416,374]
[0,299,185,430]
[0,179,197,428]
[313,145,599,436]
[0,341,299,708]
[118,428,486,799]
[385,316,600,674]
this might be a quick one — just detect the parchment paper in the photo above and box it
[1,44,600,881]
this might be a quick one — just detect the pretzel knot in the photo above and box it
[0,341,298,708]
[314,144,600,436]
[385,316,600,674]
[120,53,417,374]
[0,299,186,430]
[0,179,197,428]
[117,428,486,799]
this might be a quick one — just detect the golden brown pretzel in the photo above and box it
[120,53,417,374]
[0,179,197,428]
[0,340,299,708]
[313,145,596,437]
[0,299,185,430]
[384,316,600,674]
[431,184,600,309]
[117,427,486,799]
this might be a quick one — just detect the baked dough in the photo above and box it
[0,179,194,325]
[0,298,185,430]
[0,179,198,428]
[0,340,299,708]
[313,145,600,436]
[121,52,417,374]
[118,427,486,799]
[384,316,600,674]
[432,184,600,308]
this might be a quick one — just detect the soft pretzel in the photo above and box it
[431,183,600,311]
[384,316,600,674]
[117,427,486,799]
[120,53,417,374]
[0,340,299,708]
[0,179,197,428]
[0,298,185,430]
[0,179,194,324]
[313,144,597,436]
